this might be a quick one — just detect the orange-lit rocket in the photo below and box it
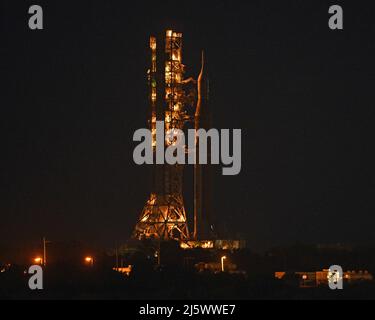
[194,51,213,240]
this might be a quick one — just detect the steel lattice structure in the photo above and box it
[133,30,191,240]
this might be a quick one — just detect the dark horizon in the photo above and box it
[1,0,375,254]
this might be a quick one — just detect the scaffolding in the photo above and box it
[133,30,191,240]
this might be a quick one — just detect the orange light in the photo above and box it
[84,256,94,267]
[221,256,227,272]
[34,257,43,264]
[302,274,307,280]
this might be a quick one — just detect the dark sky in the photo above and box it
[1,0,375,252]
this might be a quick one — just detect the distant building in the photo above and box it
[195,261,247,276]
[113,265,132,276]
[180,240,246,250]
[275,269,374,288]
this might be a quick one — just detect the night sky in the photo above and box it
[1,0,375,253]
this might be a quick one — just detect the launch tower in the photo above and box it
[133,30,191,240]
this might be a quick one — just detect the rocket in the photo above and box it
[194,51,212,240]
